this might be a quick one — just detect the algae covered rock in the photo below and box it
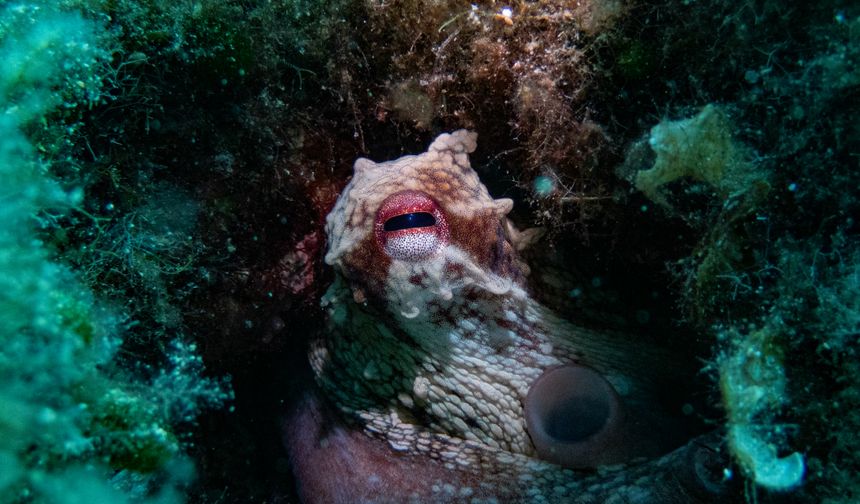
[632,104,761,208]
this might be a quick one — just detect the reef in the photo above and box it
[0,0,857,503]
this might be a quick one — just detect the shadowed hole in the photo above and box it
[544,397,610,442]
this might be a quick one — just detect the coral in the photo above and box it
[631,104,760,208]
[717,325,804,490]
[619,104,772,324]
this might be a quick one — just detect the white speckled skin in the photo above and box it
[300,131,710,502]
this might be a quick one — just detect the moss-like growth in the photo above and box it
[0,2,230,502]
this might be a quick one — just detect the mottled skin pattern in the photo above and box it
[286,131,738,503]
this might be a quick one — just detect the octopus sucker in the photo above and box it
[286,131,738,502]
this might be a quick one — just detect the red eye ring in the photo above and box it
[374,191,449,261]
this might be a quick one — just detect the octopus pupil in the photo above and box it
[383,212,436,231]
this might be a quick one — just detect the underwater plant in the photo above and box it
[0,2,230,502]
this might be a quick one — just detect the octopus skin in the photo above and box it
[285,131,738,503]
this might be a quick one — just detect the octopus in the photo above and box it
[285,131,739,503]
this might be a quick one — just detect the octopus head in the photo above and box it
[324,130,525,317]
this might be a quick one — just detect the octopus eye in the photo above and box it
[375,191,449,261]
[383,212,436,231]
[524,365,625,469]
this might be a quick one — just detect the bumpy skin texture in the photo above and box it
[286,131,738,503]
